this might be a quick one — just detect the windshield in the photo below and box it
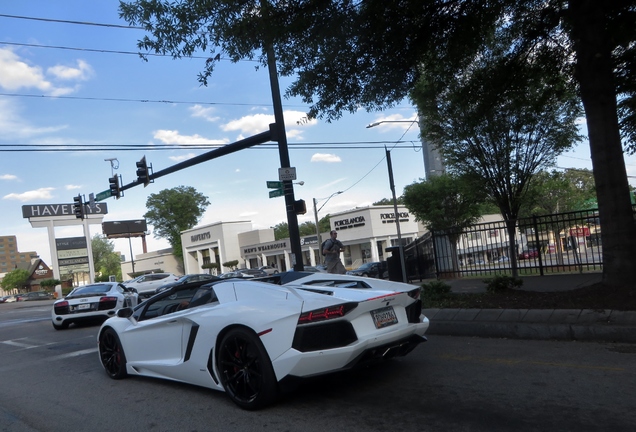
[67,284,111,297]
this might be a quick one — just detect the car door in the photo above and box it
[121,287,200,367]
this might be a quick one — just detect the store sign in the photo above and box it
[22,203,108,218]
[569,227,591,237]
[334,215,366,230]
[380,212,410,223]
[191,231,211,243]
[243,241,288,254]
[56,237,89,274]
[300,236,319,245]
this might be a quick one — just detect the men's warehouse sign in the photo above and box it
[22,203,108,218]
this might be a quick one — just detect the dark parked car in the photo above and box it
[154,274,221,294]
[236,268,268,278]
[219,269,268,279]
[346,261,388,279]
[17,291,54,301]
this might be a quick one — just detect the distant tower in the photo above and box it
[421,136,445,179]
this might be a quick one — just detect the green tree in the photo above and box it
[273,218,330,240]
[318,215,331,234]
[272,221,289,241]
[521,169,597,217]
[223,260,239,270]
[1,269,30,293]
[91,235,123,282]
[373,197,404,206]
[39,279,61,289]
[412,28,581,276]
[403,174,488,273]
[119,1,636,287]
[144,186,210,262]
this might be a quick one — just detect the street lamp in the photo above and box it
[313,191,343,264]
[385,148,408,283]
[366,119,445,179]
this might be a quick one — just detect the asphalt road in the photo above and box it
[1,302,635,432]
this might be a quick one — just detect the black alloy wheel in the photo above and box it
[217,328,278,410]
[99,328,128,379]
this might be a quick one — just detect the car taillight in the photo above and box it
[55,301,69,308]
[100,296,118,303]
[298,302,357,324]
[407,288,421,300]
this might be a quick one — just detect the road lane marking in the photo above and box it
[47,347,97,361]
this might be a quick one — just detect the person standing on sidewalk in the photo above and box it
[323,230,346,274]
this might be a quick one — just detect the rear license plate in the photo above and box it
[77,304,90,310]
[371,306,398,329]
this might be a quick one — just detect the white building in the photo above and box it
[117,205,428,279]
[326,205,426,269]
[181,221,255,275]
[120,248,182,279]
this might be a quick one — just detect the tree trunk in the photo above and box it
[567,0,636,288]
[505,219,519,279]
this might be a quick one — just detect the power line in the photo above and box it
[0,92,307,108]
[0,40,254,62]
[0,141,417,152]
[0,13,144,30]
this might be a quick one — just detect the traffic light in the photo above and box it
[136,156,151,187]
[73,195,84,219]
[109,175,121,199]
[294,199,307,215]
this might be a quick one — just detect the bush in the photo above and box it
[483,274,523,293]
[421,280,452,302]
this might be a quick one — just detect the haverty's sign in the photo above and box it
[22,203,108,218]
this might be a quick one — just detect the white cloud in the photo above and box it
[47,60,94,81]
[318,178,347,191]
[168,153,197,162]
[3,187,55,202]
[189,105,220,122]
[0,48,91,96]
[65,184,82,190]
[239,211,258,217]
[0,99,67,138]
[367,113,419,131]
[311,153,342,163]
[0,174,18,180]
[153,130,228,146]
[221,110,316,139]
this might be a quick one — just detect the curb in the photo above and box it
[423,308,636,343]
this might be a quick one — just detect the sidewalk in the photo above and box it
[422,273,636,343]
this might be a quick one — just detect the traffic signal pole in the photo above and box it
[265,42,304,271]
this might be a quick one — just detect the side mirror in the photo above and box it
[117,307,134,318]
[127,287,138,294]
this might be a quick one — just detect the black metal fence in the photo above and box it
[397,208,603,282]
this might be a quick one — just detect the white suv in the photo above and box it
[125,273,179,298]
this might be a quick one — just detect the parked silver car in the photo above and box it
[124,273,179,298]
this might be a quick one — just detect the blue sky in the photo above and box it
[0,1,633,267]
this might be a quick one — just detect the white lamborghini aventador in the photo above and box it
[97,273,429,410]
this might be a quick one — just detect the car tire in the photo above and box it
[362,273,368,277]
[99,328,128,379]
[217,327,278,410]
[52,321,69,330]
